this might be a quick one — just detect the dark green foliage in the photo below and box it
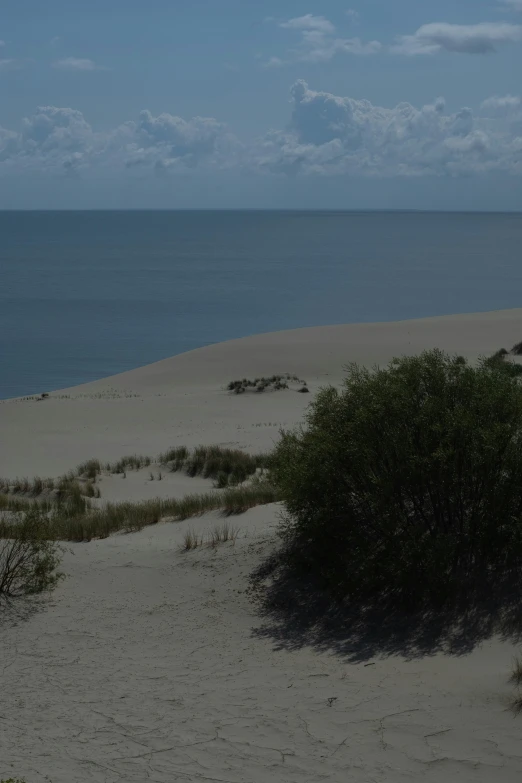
[162,445,268,486]
[270,349,522,608]
[512,342,522,356]
[0,509,63,597]
[484,348,522,378]
[297,386,310,393]
[227,373,305,394]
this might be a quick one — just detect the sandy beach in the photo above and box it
[2,309,522,782]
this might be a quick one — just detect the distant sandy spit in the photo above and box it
[1,309,521,477]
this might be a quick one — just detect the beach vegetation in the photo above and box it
[0,508,63,598]
[271,349,522,609]
[227,373,306,394]
[0,481,277,543]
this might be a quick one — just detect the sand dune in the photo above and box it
[1,505,521,782]
[2,310,522,782]
[1,308,522,479]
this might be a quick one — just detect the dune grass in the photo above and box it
[0,444,268,502]
[0,482,278,543]
[158,445,270,487]
[182,521,240,551]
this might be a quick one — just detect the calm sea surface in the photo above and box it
[1,210,521,399]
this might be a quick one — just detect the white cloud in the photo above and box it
[392,22,522,55]
[345,10,360,23]
[50,36,61,46]
[52,57,101,71]
[267,14,381,66]
[250,81,522,177]
[280,14,336,35]
[0,40,5,47]
[481,94,521,114]
[262,56,286,69]
[2,84,522,179]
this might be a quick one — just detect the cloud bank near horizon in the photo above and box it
[2,81,522,180]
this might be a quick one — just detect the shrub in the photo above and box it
[0,509,63,598]
[270,349,522,608]
[484,348,522,378]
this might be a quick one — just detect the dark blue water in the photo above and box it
[1,210,522,399]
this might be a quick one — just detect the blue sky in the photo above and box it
[2,0,522,209]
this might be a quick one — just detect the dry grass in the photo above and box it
[0,445,269,503]
[182,529,204,551]
[209,522,240,547]
[0,482,278,543]
[182,521,240,551]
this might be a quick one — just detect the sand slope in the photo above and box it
[3,310,522,782]
[2,308,522,479]
[1,506,521,783]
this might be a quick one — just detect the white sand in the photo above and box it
[1,507,521,782]
[2,309,522,782]
[2,308,522,479]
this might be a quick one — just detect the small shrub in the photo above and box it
[512,342,522,356]
[0,509,63,597]
[271,349,522,608]
[484,349,522,378]
[297,386,309,393]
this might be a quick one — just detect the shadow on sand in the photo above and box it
[249,549,522,662]
[0,595,47,629]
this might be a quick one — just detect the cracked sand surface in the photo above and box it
[2,505,522,782]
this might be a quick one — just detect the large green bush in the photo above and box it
[270,349,522,607]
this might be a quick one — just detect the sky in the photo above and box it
[2,0,522,209]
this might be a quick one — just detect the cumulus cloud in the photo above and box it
[52,57,101,71]
[250,81,522,177]
[2,84,522,179]
[392,22,522,55]
[266,13,381,66]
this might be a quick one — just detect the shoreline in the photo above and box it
[1,308,522,478]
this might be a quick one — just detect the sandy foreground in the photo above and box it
[2,309,522,782]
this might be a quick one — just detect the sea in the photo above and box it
[1,210,522,400]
